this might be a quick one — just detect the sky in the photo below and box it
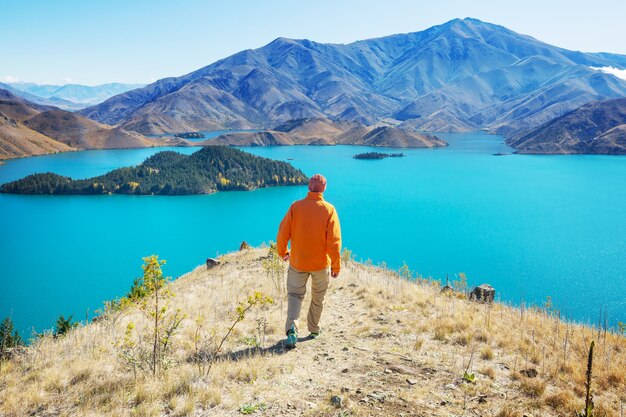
[1,0,626,86]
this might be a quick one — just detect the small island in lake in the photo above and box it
[174,132,205,139]
[0,146,308,195]
[353,152,405,160]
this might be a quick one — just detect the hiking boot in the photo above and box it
[285,326,297,350]
[309,330,322,339]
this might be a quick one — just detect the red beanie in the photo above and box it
[308,174,327,192]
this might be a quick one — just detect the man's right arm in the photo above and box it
[276,205,293,259]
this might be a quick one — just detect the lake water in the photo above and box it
[1,133,625,337]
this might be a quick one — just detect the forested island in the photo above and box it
[0,146,308,195]
[353,152,405,159]
[174,132,204,139]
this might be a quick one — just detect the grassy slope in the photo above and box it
[0,248,624,416]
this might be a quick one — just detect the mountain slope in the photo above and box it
[0,88,183,160]
[23,109,164,150]
[0,248,623,416]
[203,118,447,148]
[80,18,626,136]
[0,111,74,159]
[508,98,626,154]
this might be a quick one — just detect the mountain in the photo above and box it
[79,18,626,136]
[507,98,626,154]
[203,118,446,148]
[0,111,74,159]
[0,88,181,160]
[6,82,144,110]
[0,82,82,111]
[22,109,165,150]
[1,147,308,195]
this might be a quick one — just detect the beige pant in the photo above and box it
[285,265,329,334]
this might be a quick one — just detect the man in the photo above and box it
[276,174,341,349]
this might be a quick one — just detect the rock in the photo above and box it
[520,368,538,378]
[330,396,342,408]
[387,364,417,375]
[470,284,495,303]
[384,368,393,374]
[341,368,349,373]
[445,383,459,390]
[406,378,418,385]
[341,387,350,393]
[440,284,454,293]
[206,258,220,269]
[239,241,250,251]
[367,392,386,403]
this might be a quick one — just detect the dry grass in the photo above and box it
[0,247,625,416]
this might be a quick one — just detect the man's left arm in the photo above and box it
[326,208,342,276]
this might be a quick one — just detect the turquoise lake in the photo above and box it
[1,133,625,337]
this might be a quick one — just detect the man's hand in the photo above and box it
[282,254,290,262]
[331,270,339,278]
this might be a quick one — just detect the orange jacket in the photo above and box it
[277,192,342,273]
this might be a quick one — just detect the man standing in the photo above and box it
[277,174,341,349]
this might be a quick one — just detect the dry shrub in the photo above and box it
[164,376,192,400]
[197,386,222,408]
[544,390,575,411]
[228,362,258,383]
[495,407,522,417]
[475,330,489,343]
[454,332,471,346]
[480,366,496,379]
[414,338,423,351]
[601,370,624,389]
[169,394,195,417]
[480,346,493,360]
[519,377,546,397]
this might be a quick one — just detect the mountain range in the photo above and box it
[79,18,626,138]
[508,97,626,154]
[203,117,447,148]
[3,82,144,110]
[0,88,180,160]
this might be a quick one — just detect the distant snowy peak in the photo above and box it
[590,66,626,80]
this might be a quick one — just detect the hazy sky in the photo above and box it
[2,0,625,85]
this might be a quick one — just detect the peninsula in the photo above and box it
[201,118,446,148]
[0,146,308,195]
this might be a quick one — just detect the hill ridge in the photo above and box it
[0,247,623,416]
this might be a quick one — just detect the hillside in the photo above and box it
[23,109,167,150]
[0,146,308,195]
[0,88,184,160]
[0,247,623,416]
[79,18,626,137]
[0,111,75,159]
[508,98,626,154]
[203,118,447,148]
